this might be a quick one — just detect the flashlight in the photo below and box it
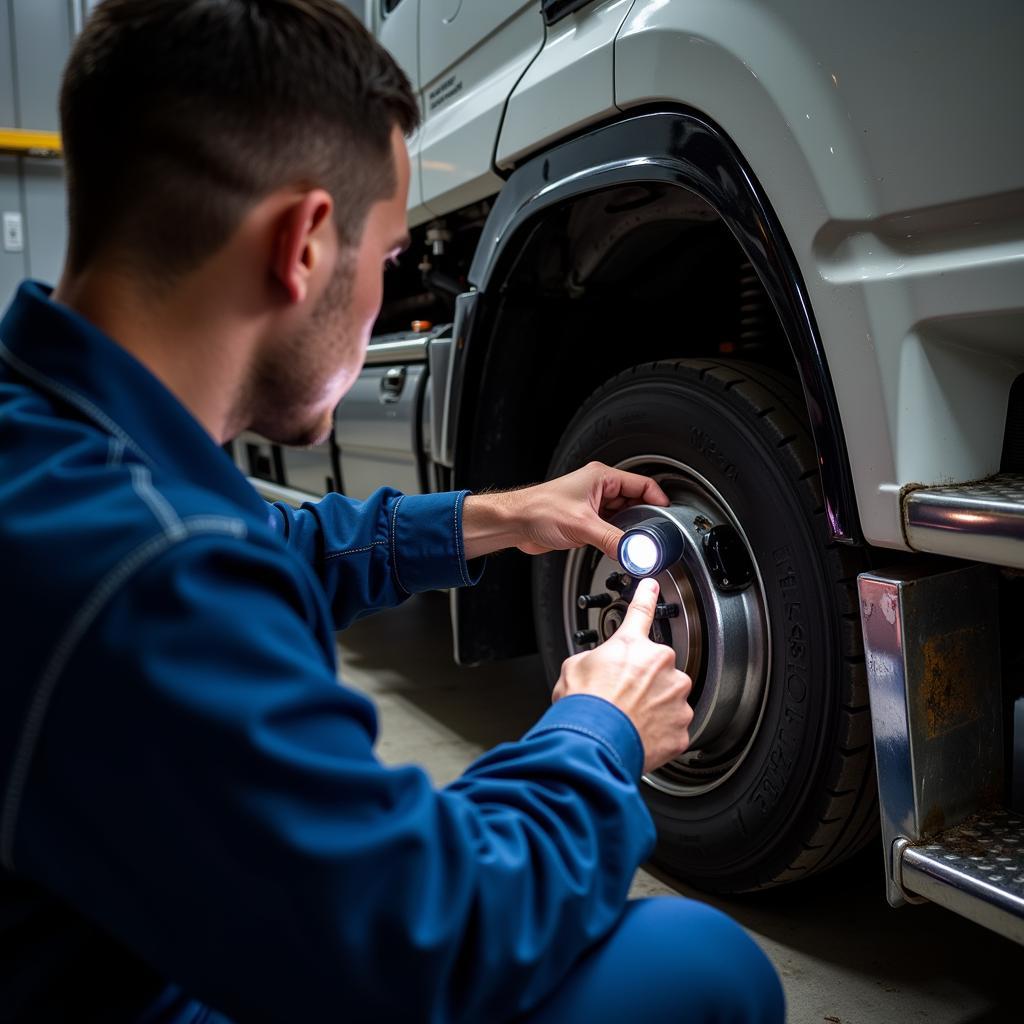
[617,518,685,578]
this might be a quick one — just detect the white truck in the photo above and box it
[235,0,1024,942]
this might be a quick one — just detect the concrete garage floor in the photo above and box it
[338,592,1021,1023]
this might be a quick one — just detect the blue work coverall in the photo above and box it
[0,282,784,1023]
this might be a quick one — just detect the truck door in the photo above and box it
[376,0,432,228]
[418,0,544,215]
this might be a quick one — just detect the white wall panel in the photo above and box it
[0,0,16,126]
[11,0,71,131]
[22,157,64,284]
[0,157,27,300]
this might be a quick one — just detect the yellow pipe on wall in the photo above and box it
[0,128,63,157]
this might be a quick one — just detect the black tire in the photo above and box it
[532,359,877,893]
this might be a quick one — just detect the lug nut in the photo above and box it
[577,592,613,610]
[573,629,599,646]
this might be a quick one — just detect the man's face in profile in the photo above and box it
[254,127,412,448]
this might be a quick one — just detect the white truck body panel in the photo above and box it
[496,0,634,169]
[418,1,542,216]
[375,1,434,228]
[376,1,419,89]
[614,0,1024,548]
[404,124,430,229]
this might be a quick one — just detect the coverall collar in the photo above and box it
[0,280,267,519]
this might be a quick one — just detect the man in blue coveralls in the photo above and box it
[0,1,784,1021]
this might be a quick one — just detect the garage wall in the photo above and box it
[0,0,74,304]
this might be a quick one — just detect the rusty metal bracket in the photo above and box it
[858,563,1002,907]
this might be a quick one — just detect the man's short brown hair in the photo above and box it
[60,0,419,279]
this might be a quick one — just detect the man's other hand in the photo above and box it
[552,579,693,773]
[462,462,670,561]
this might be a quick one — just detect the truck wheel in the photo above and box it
[532,360,876,892]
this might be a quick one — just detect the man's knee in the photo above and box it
[620,898,785,1024]
[518,897,784,1024]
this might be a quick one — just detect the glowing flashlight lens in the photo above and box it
[621,534,660,575]
[617,517,685,578]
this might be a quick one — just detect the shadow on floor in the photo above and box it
[338,592,549,750]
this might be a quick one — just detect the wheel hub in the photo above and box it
[564,460,771,795]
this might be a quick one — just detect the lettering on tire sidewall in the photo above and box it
[689,426,738,482]
[747,543,812,820]
[679,423,815,826]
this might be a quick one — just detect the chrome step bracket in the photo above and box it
[858,563,1002,909]
[898,810,1024,945]
[905,473,1024,568]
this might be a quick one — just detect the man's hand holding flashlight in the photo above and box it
[462,463,690,771]
[552,578,693,773]
[462,461,670,561]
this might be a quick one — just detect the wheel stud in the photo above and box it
[573,629,599,647]
[605,572,629,592]
[577,592,613,610]
[654,602,680,620]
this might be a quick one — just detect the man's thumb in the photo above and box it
[579,515,622,560]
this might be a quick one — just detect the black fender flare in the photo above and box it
[446,108,860,546]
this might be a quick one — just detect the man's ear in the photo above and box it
[271,189,335,305]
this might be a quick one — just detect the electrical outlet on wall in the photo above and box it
[3,213,24,254]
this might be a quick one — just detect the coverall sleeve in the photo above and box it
[13,533,656,1024]
[268,488,481,629]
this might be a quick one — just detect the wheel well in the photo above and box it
[452,183,803,664]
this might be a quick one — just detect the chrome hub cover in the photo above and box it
[563,457,771,796]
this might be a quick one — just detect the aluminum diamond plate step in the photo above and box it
[899,810,1024,945]
[904,473,1024,568]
